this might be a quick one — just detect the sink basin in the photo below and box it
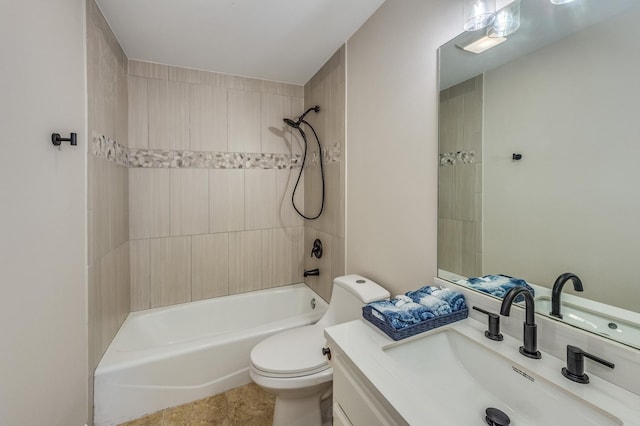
[383,329,621,425]
[535,296,640,348]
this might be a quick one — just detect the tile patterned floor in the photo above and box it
[119,383,275,426]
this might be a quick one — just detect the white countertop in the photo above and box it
[325,317,640,425]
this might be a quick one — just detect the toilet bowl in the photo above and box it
[249,275,389,426]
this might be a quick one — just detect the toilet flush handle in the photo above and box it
[322,347,331,360]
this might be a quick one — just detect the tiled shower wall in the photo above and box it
[438,75,483,278]
[127,60,308,310]
[303,47,346,301]
[86,0,130,422]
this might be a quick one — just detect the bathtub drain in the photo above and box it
[311,298,316,309]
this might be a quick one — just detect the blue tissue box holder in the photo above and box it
[362,305,469,341]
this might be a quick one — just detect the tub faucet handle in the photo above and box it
[310,239,323,258]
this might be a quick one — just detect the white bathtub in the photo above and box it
[94,283,327,426]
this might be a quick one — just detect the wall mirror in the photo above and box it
[437,0,640,349]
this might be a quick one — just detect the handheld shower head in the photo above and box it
[283,118,299,128]
[283,106,320,129]
[282,105,325,221]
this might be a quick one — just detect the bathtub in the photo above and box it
[94,283,327,426]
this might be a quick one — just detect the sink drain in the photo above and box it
[485,407,510,426]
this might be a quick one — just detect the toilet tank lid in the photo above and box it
[333,275,390,303]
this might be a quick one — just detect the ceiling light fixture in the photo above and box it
[490,0,520,38]
[457,35,507,54]
[464,0,497,31]
[550,0,577,4]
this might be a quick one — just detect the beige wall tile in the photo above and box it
[209,169,245,233]
[302,46,346,261]
[303,163,322,226]
[245,169,276,230]
[116,60,128,147]
[128,60,168,80]
[88,208,96,267]
[438,92,464,154]
[189,84,227,152]
[87,2,131,396]
[303,227,319,295]
[94,157,111,260]
[288,97,305,156]
[170,169,209,236]
[110,163,129,249]
[98,28,118,140]
[316,231,334,301]
[461,220,480,277]
[228,230,263,294]
[438,165,454,220]
[437,219,462,274]
[463,75,483,160]
[150,236,192,308]
[262,80,304,98]
[169,66,217,85]
[99,250,118,356]
[129,168,171,239]
[148,79,190,150]
[226,75,263,92]
[92,30,107,136]
[338,160,345,238]
[315,162,340,237]
[276,169,303,228]
[262,227,303,289]
[116,242,130,326]
[228,89,261,153]
[331,236,345,283]
[128,76,148,149]
[87,263,101,372]
[130,239,150,311]
[452,163,476,222]
[192,233,229,300]
[86,2,100,136]
[261,93,290,154]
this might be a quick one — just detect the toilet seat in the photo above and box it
[251,325,329,378]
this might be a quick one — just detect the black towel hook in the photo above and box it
[52,132,77,147]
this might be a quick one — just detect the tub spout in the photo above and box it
[304,268,319,277]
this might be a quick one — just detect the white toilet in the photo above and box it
[250,275,389,426]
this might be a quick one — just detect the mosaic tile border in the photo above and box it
[92,134,129,166]
[92,134,341,169]
[308,142,341,167]
[439,150,475,166]
[128,150,302,169]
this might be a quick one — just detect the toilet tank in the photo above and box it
[315,275,389,328]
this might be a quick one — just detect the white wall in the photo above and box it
[345,0,461,296]
[0,0,88,424]
[483,10,640,311]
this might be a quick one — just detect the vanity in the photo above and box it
[325,313,640,425]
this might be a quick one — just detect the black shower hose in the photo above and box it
[291,119,325,220]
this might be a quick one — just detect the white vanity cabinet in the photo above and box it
[328,342,408,426]
[326,319,640,426]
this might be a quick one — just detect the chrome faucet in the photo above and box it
[500,287,541,359]
[550,273,583,319]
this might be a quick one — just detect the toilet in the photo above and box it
[249,274,389,426]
